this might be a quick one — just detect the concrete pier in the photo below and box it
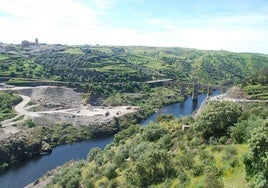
[180,83,186,96]
[192,84,198,100]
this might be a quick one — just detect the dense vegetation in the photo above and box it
[0,123,93,172]
[45,70,268,187]
[1,45,268,185]
[0,91,22,121]
[47,99,268,188]
[1,46,268,97]
[242,68,268,100]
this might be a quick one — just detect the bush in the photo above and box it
[52,166,81,188]
[114,145,130,165]
[230,116,263,144]
[24,119,35,128]
[104,163,117,179]
[155,114,175,122]
[177,170,190,186]
[87,147,101,162]
[113,125,140,145]
[126,149,174,187]
[142,124,168,142]
[193,101,242,139]
[244,120,268,187]
[129,141,153,161]
[204,165,224,188]
[179,153,195,170]
[192,164,204,177]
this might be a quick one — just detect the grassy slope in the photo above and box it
[46,83,268,188]
[1,46,268,88]
[47,119,251,188]
[244,85,268,100]
[0,54,9,60]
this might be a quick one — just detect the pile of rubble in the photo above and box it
[224,86,250,99]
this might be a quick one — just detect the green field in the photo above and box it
[0,54,9,60]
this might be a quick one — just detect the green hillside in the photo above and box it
[1,45,268,186]
[46,98,268,188]
[1,45,268,96]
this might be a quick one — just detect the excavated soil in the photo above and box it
[0,86,138,137]
[223,86,251,99]
[17,86,82,107]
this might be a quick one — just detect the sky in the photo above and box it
[0,0,268,53]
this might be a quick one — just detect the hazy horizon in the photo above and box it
[0,0,267,54]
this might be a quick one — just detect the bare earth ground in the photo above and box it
[0,85,139,187]
[207,86,268,103]
[0,85,139,139]
[195,86,268,116]
[22,86,268,187]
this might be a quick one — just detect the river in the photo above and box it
[0,90,221,188]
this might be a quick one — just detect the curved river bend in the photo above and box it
[0,91,221,188]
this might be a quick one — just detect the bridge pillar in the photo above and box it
[192,84,198,101]
[207,85,213,97]
[221,87,227,93]
[180,83,186,96]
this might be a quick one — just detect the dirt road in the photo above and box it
[1,86,139,133]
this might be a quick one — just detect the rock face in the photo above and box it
[0,85,138,172]
[17,86,82,106]
[0,131,51,171]
[13,86,138,128]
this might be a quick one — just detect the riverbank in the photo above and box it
[31,89,257,188]
[1,90,214,187]
[0,85,141,173]
[196,86,268,116]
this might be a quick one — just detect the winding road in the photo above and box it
[1,85,138,136]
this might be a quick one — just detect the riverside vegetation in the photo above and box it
[46,79,268,188]
[0,44,268,185]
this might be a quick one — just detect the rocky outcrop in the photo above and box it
[0,131,51,172]
[17,86,82,106]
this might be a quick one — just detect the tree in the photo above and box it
[104,163,117,179]
[193,101,242,140]
[142,124,168,142]
[126,149,175,187]
[244,120,268,188]
[87,147,101,162]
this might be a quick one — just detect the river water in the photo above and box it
[0,91,221,188]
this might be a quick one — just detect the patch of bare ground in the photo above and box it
[223,86,251,99]
[1,86,139,138]
[208,86,267,103]
[195,86,268,116]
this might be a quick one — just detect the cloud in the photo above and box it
[92,0,143,9]
[214,14,268,26]
[0,0,267,53]
[0,0,101,43]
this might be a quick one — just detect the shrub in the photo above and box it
[230,116,263,144]
[52,166,81,188]
[155,114,175,122]
[142,123,168,142]
[244,120,268,187]
[204,165,224,188]
[104,163,117,179]
[87,147,101,162]
[193,101,242,139]
[192,164,204,177]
